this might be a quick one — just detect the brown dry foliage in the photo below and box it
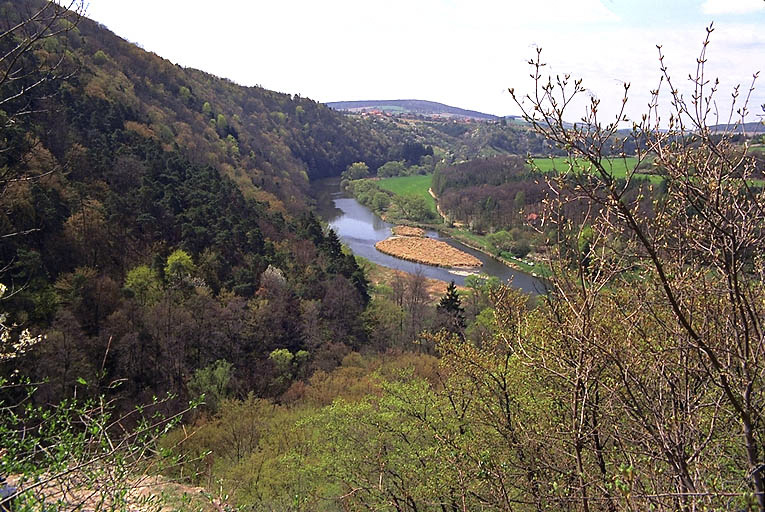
[391,225,425,237]
[375,236,482,268]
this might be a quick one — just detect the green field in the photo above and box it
[377,174,437,214]
[530,156,663,184]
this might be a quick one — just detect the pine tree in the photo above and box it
[437,280,465,332]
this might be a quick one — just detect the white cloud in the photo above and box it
[702,0,765,15]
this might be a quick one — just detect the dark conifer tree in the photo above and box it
[437,280,465,333]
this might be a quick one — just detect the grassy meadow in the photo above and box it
[377,174,437,214]
[529,156,664,184]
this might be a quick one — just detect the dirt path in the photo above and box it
[428,188,464,227]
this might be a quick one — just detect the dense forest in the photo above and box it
[356,114,564,162]
[2,1,765,511]
[0,0,406,413]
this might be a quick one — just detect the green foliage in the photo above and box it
[361,295,407,350]
[92,49,108,65]
[156,123,174,142]
[464,306,496,344]
[487,230,514,254]
[369,191,389,210]
[178,85,191,102]
[165,249,195,284]
[376,160,407,178]
[161,352,442,509]
[513,189,526,209]
[269,348,294,374]
[344,179,390,214]
[188,359,233,412]
[269,348,311,392]
[341,161,370,181]
[394,195,438,223]
[124,265,162,306]
[463,273,501,293]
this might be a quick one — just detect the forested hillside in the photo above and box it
[33,5,393,210]
[354,114,563,162]
[2,2,765,511]
[0,0,380,412]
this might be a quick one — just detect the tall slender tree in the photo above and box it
[437,280,465,334]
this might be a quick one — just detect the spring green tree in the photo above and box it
[341,162,370,181]
[189,359,233,412]
[164,249,195,284]
[124,265,162,306]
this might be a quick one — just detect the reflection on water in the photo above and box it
[312,178,544,294]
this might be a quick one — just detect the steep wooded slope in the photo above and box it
[0,0,375,408]
[45,7,392,210]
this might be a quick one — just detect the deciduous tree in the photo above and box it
[506,26,765,510]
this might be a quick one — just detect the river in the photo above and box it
[312,178,544,294]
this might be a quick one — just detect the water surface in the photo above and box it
[313,178,544,294]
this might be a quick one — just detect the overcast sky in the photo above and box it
[85,0,765,124]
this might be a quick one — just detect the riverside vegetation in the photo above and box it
[1,3,764,511]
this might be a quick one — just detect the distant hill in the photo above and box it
[327,99,499,121]
[709,122,765,135]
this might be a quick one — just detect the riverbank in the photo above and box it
[426,187,544,277]
[362,259,467,300]
[314,176,543,293]
[441,228,548,278]
[382,211,546,278]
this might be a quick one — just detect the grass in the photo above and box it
[377,174,437,214]
[532,156,764,187]
[530,156,664,185]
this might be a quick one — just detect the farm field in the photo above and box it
[377,175,437,214]
[529,156,664,184]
